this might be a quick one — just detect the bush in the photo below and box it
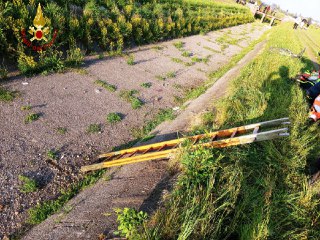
[115,208,148,239]
[65,47,84,67]
[0,0,254,75]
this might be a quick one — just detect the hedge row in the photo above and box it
[0,0,254,74]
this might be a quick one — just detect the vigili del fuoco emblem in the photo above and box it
[21,3,58,51]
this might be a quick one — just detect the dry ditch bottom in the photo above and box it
[0,22,267,238]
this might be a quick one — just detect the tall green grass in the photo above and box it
[139,23,320,239]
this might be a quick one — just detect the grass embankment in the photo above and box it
[299,28,320,65]
[125,23,320,239]
[0,0,253,76]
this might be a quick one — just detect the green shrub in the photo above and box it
[0,0,254,76]
[115,208,148,239]
[66,48,84,67]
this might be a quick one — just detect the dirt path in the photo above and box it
[0,22,268,238]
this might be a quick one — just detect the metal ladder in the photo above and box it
[81,118,290,172]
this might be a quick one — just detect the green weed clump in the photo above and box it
[21,105,32,111]
[173,41,184,50]
[86,124,101,133]
[24,113,40,123]
[156,71,177,81]
[94,80,117,92]
[141,82,152,88]
[181,51,192,57]
[47,149,58,160]
[119,89,143,109]
[57,127,67,134]
[139,23,320,239]
[126,54,135,66]
[18,175,38,193]
[106,112,122,124]
[0,87,15,102]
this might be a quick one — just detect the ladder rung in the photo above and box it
[253,126,260,134]
[230,130,237,138]
[142,147,153,154]
[211,134,217,141]
[156,144,167,151]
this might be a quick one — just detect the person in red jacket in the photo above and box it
[309,95,320,121]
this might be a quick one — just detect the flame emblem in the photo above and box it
[28,4,49,42]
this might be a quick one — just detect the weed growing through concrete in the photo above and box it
[171,58,184,64]
[191,56,202,63]
[87,124,102,133]
[155,75,166,81]
[119,90,143,109]
[141,82,152,88]
[166,71,176,78]
[173,41,184,50]
[95,80,117,92]
[18,175,38,193]
[106,112,122,124]
[47,149,58,160]
[181,51,192,57]
[152,45,164,50]
[126,54,135,65]
[0,88,15,102]
[184,62,195,67]
[57,127,67,134]
[203,46,220,53]
[21,105,32,111]
[131,108,175,138]
[156,71,176,81]
[24,113,40,123]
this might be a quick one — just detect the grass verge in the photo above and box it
[136,23,320,239]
